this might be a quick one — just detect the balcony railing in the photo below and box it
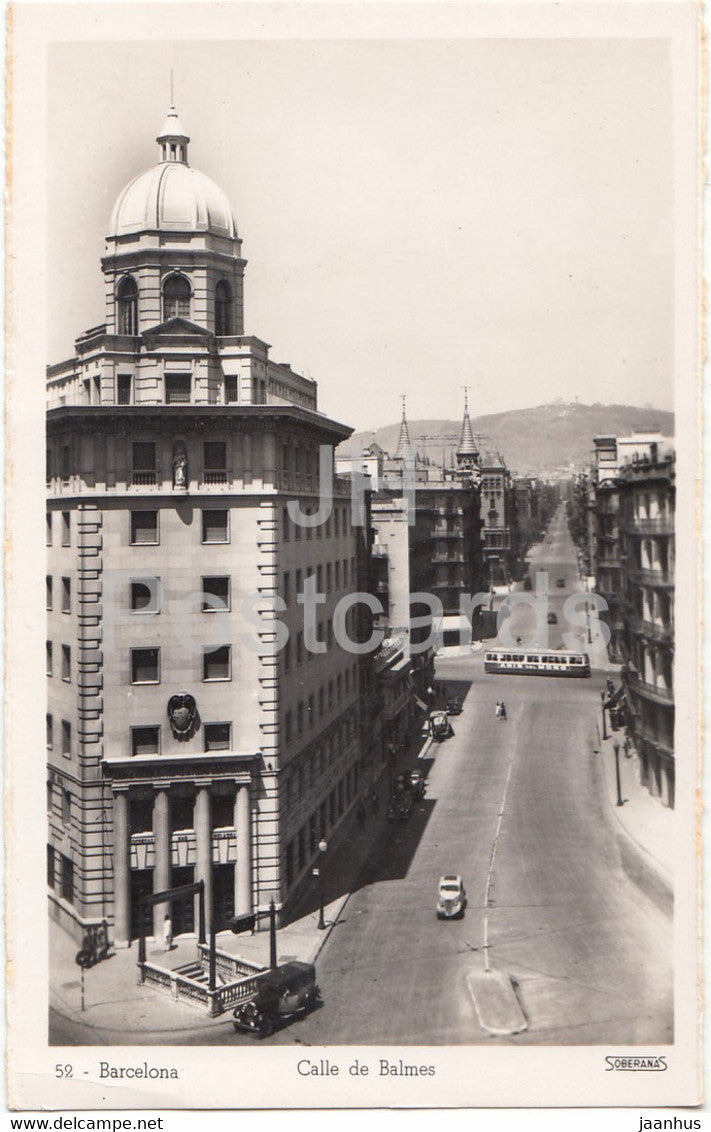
[131,470,157,486]
[627,566,674,588]
[202,470,229,485]
[636,617,674,643]
[624,669,674,705]
[624,516,674,535]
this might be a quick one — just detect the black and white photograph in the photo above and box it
[6,0,703,1113]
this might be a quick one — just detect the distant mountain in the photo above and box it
[338,402,675,476]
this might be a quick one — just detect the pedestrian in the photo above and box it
[499,701,507,721]
[163,913,173,952]
[495,701,501,719]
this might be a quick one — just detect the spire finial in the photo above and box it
[462,384,470,412]
[170,69,174,106]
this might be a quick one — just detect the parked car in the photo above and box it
[547,611,558,624]
[232,961,320,1038]
[556,578,566,588]
[408,770,426,799]
[436,875,466,919]
[429,710,452,742]
[446,697,462,716]
[523,576,532,591]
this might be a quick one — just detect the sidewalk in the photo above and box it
[594,728,673,916]
[49,721,433,1040]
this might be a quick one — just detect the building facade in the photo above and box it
[47,108,370,945]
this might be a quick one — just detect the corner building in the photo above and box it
[46,108,364,944]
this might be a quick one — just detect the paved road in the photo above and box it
[253,508,672,1046]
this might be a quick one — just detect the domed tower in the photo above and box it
[102,106,245,341]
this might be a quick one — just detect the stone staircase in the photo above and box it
[174,960,230,987]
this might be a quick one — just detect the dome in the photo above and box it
[108,108,237,240]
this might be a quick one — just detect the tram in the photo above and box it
[484,648,590,677]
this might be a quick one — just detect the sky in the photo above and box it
[48,35,675,431]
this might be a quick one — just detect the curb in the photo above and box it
[594,729,673,919]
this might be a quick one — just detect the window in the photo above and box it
[130,510,159,545]
[326,563,332,591]
[62,789,72,827]
[285,710,293,743]
[61,720,71,757]
[117,276,138,335]
[203,645,231,681]
[117,374,132,405]
[46,713,53,749]
[163,273,191,320]
[283,572,291,604]
[165,374,191,404]
[61,512,70,546]
[130,578,160,613]
[283,506,290,542]
[215,280,233,336]
[284,638,291,673]
[204,722,231,751]
[61,447,71,480]
[202,576,230,612]
[61,577,71,614]
[61,856,74,904]
[203,441,227,483]
[61,645,71,681]
[131,726,160,756]
[295,569,303,597]
[335,561,341,589]
[225,375,239,403]
[296,631,304,664]
[46,576,53,610]
[132,442,156,485]
[202,509,229,543]
[47,845,55,888]
[212,794,234,828]
[319,687,325,717]
[317,565,323,591]
[171,796,194,833]
[308,694,315,726]
[130,798,153,835]
[130,647,160,684]
[297,703,304,734]
[46,512,52,546]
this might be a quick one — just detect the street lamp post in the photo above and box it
[613,740,624,806]
[600,690,608,741]
[313,839,328,930]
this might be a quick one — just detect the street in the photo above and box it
[256,508,672,1045]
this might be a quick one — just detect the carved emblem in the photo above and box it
[167,693,197,739]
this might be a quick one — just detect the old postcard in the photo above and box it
[5,0,703,1112]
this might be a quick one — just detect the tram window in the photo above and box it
[526,656,536,663]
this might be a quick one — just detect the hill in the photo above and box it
[338,402,674,476]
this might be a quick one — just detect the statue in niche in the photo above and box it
[172,441,188,490]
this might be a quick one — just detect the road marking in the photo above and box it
[483,725,516,972]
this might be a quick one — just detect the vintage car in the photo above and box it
[523,576,532,591]
[232,961,320,1038]
[436,875,466,919]
[556,577,566,588]
[547,611,558,624]
[429,710,452,742]
[408,770,426,799]
[446,697,462,716]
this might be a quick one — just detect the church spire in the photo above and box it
[457,387,478,458]
[395,395,413,458]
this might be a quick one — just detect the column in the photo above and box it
[112,789,130,946]
[234,783,252,916]
[152,787,171,939]
[195,786,213,929]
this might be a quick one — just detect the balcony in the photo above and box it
[624,516,674,536]
[624,669,674,706]
[131,470,157,486]
[202,470,229,485]
[432,554,465,564]
[634,617,674,644]
[432,529,462,539]
[627,566,674,588]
